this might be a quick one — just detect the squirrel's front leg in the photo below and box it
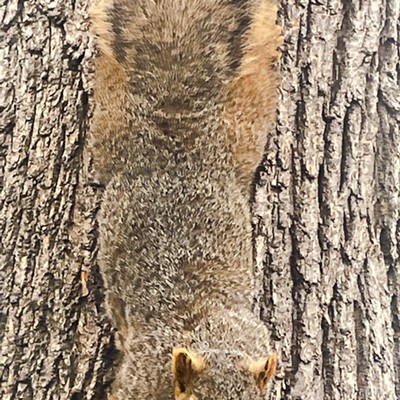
[224,1,282,190]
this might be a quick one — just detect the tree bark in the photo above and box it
[0,1,113,399]
[255,0,400,399]
[0,0,399,399]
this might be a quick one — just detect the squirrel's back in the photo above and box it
[90,0,281,186]
[89,1,282,399]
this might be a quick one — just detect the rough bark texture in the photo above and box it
[255,0,400,399]
[0,1,114,399]
[0,0,399,399]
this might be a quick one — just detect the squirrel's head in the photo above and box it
[172,347,277,400]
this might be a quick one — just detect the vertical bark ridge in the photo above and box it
[0,1,113,399]
[255,0,399,398]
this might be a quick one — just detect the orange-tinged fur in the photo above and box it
[89,1,281,398]
[225,1,282,187]
[89,0,115,56]
[90,52,130,182]
[247,352,278,390]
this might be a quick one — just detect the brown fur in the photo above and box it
[225,0,282,187]
[89,1,282,398]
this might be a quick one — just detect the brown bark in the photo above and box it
[0,1,113,399]
[0,0,399,399]
[255,0,400,399]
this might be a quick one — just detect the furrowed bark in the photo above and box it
[255,0,399,399]
[0,1,113,399]
[0,0,399,399]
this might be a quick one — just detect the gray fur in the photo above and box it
[89,0,281,398]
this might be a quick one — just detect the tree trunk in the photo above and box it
[255,0,400,398]
[0,1,113,399]
[0,0,398,399]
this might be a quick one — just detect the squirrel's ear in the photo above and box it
[246,352,277,391]
[172,348,205,397]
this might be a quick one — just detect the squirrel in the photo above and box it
[89,0,282,398]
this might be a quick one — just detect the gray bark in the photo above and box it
[255,0,400,399]
[0,1,112,399]
[0,0,399,399]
